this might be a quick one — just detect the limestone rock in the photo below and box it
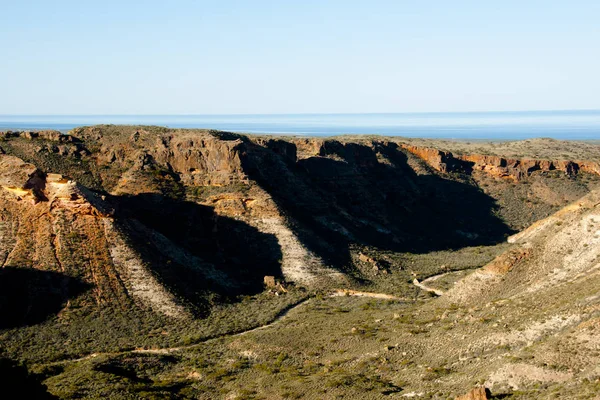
[483,247,531,275]
[455,387,489,400]
[401,144,463,173]
[0,155,47,202]
[263,275,276,288]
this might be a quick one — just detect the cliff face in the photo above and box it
[0,150,282,323]
[3,127,600,399]
[399,145,464,173]
[401,144,600,181]
[0,155,126,326]
[0,126,598,325]
[0,153,198,320]
[62,127,522,267]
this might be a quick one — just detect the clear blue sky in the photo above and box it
[1,0,599,114]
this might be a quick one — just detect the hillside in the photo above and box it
[0,126,599,398]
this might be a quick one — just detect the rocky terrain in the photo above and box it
[0,126,599,399]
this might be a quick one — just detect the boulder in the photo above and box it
[455,387,489,400]
[263,275,276,288]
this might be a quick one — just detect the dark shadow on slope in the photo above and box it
[92,353,178,386]
[0,268,91,329]
[0,357,58,399]
[111,193,283,316]
[238,138,514,274]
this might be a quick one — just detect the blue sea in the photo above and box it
[0,110,599,140]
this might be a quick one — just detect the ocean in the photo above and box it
[0,110,599,140]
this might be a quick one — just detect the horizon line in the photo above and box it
[2,108,600,117]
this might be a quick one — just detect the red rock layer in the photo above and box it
[401,144,600,181]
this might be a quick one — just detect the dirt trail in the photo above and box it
[133,288,410,355]
[412,275,447,297]
[331,289,408,300]
[133,297,315,355]
[42,289,407,366]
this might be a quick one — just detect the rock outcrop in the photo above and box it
[0,155,47,202]
[482,247,531,275]
[150,133,247,186]
[401,144,600,181]
[1,130,90,157]
[455,387,489,400]
[2,130,65,141]
[400,144,467,173]
[0,152,277,319]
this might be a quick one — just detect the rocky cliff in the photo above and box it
[0,127,597,319]
[401,143,600,181]
[1,127,599,399]
[0,128,598,317]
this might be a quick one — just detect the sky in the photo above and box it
[1,0,599,115]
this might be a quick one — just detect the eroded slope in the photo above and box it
[0,127,599,398]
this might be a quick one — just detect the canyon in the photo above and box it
[0,126,599,399]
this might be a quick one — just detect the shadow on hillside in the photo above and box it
[111,193,283,316]
[0,358,58,399]
[237,137,514,274]
[0,267,91,329]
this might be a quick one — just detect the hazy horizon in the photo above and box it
[2,108,600,117]
[2,109,599,140]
